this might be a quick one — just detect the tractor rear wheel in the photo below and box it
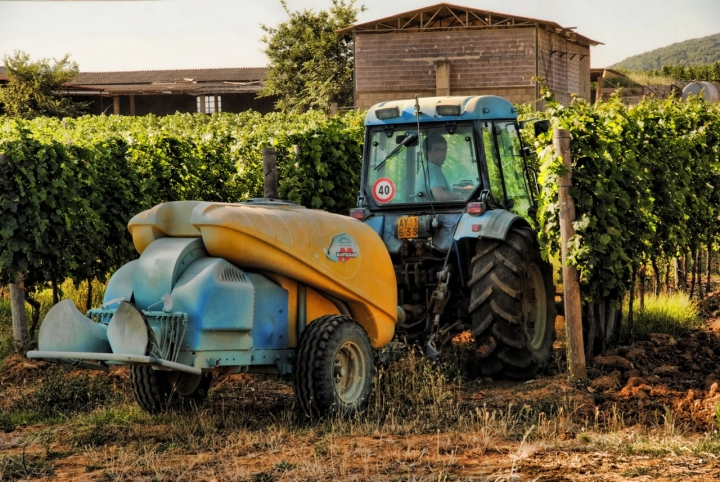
[294,315,374,418]
[469,228,556,378]
[130,366,212,414]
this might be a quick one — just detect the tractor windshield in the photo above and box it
[365,124,480,206]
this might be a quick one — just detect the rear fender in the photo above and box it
[452,210,532,287]
[453,209,530,242]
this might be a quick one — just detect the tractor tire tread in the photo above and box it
[469,228,556,379]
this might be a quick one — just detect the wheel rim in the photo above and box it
[523,263,548,352]
[333,340,368,404]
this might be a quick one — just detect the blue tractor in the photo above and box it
[354,95,556,378]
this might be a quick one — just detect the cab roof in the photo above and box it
[364,95,518,126]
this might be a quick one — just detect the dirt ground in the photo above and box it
[3,292,720,480]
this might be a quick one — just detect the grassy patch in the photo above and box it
[624,71,676,86]
[10,365,119,420]
[623,293,703,338]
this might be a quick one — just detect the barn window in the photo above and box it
[196,95,222,114]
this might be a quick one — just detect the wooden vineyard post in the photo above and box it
[263,147,278,199]
[554,128,587,379]
[10,273,28,352]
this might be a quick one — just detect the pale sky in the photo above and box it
[1,0,718,72]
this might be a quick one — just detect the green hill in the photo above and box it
[611,33,720,70]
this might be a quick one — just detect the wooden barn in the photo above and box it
[339,3,601,109]
[65,67,276,116]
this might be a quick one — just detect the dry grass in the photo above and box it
[3,345,720,480]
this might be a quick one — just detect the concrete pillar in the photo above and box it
[435,60,451,97]
[113,96,120,115]
[129,94,135,116]
[199,95,206,114]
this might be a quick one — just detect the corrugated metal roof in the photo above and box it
[68,67,268,86]
[339,3,602,47]
[66,81,264,95]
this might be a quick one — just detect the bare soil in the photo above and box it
[3,293,720,480]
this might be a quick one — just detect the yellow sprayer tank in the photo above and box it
[128,200,397,347]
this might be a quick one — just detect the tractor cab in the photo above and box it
[357,96,536,221]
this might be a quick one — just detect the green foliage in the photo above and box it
[0,51,87,119]
[622,293,702,339]
[527,95,720,304]
[0,296,12,361]
[0,110,365,294]
[658,61,720,82]
[612,33,720,71]
[259,0,361,112]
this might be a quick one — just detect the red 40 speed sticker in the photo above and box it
[372,177,396,204]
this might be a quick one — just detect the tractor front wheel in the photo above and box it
[469,228,556,378]
[294,315,374,418]
[130,366,212,414]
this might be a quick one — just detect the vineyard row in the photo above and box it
[1,96,719,343]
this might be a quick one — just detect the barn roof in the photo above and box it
[339,3,602,47]
[65,67,268,95]
[69,67,267,85]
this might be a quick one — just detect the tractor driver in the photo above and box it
[415,133,471,201]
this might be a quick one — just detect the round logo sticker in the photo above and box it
[372,177,396,204]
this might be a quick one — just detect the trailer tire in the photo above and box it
[130,366,212,414]
[294,315,374,418]
[468,228,556,379]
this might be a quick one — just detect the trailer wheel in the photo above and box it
[468,228,556,379]
[130,366,212,414]
[294,315,374,418]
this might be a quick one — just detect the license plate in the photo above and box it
[398,216,419,239]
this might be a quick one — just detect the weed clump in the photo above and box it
[0,449,53,481]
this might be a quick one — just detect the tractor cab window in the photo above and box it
[365,124,480,205]
[479,122,506,203]
[494,121,533,218]
[477,121,533,219]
